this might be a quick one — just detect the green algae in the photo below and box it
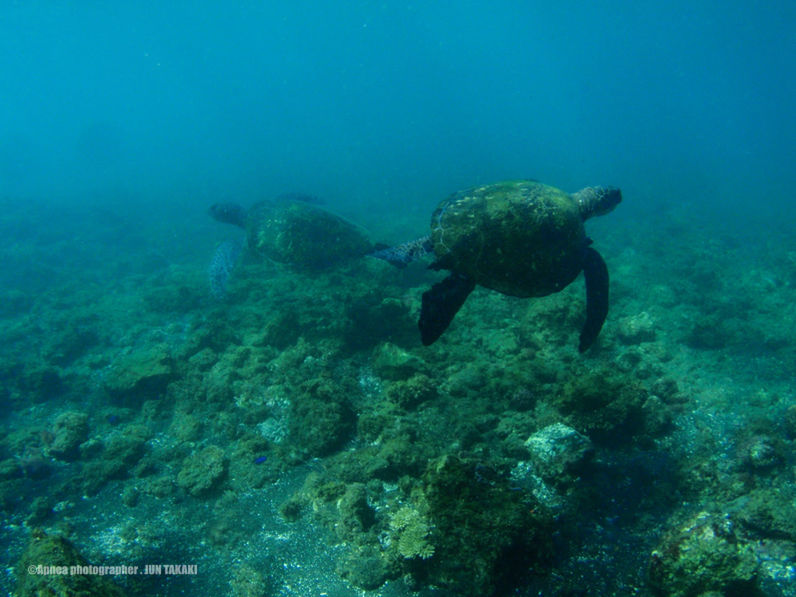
[15,530,127,597]
[176,445,227,497]
[1,195,795,597]
[103,344,175,404]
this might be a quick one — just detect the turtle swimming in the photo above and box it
[209,194,374,270]
[372,180,622,351]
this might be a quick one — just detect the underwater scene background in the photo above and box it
[0,2,794,596]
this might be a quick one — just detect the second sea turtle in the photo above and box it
[209,194,374,270]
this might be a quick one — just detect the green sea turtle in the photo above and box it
[372,180,622,351]
[209,194,374,270]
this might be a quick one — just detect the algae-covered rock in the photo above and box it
[554,367,648,445]
[80,427,150,495]
[344,294,416,349]
[229,563,270,597]
[48,411,89,461]
[617,311,656,344]
[385,374,437,410]
[335,483,376,541]
[177,445,227,496]
[648,511,760,596]
[337,545,395,591]
[524,422,593,481]
[103,426,150,465]
[15,529,127,597]
[104,344,175,404]
[372,342,426,380]
[287,379,355,459]
[730,488,796,542]
[413,455,552,596]
[19,364,63,403]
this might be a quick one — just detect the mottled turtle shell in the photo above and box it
[429,180,587,297]
[246,201,372,270]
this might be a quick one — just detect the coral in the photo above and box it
[389,504,435,559]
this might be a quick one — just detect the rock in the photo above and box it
[385,374,437,410]
[745,436,782,470]
[372,342,425,380]
[648,511,759,596]
[48,411,89,461]
[177,445,227,496]
[524,422,593,481]
[337,546,394,591]
[287,379,355,459]
[104,344,175,404]
[335,483,375,541]
[15,529,127,596]
[417,455,552,596]
[783,404,796,439]
[20,365,63,403]
[230,563,270,597]
[617,311,656,344]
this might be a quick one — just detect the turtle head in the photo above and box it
[209,203,247,229]
[573,186,622,220]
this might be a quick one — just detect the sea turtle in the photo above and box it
[209,194,374,270]
[372,180,622,351]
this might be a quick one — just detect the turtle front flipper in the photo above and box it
[419,273,476,345]
[579,246,609,352]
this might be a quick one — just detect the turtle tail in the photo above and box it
[579,246,609,352]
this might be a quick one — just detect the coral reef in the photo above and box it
[1,195,794,596]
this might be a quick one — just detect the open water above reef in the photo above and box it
[1,2,794,596]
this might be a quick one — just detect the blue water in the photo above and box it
[1,3,794,596]
[2,2,792,224]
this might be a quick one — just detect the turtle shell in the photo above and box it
[429,180,587,297]
[246,201,372,270]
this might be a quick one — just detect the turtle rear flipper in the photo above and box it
[579,246,609,352]
[370,236,433,269]
[419,273,476,345]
